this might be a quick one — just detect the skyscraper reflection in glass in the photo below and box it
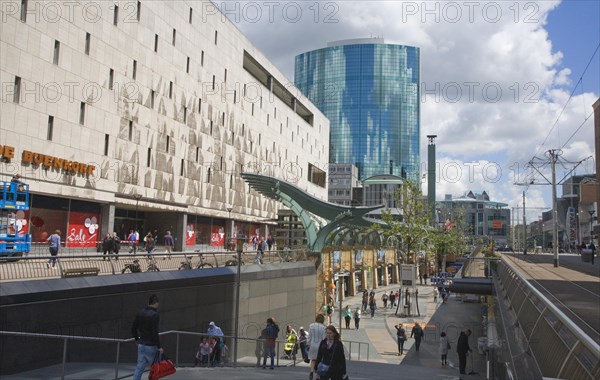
[295,38,420,181]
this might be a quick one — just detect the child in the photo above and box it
[196,337,211,367]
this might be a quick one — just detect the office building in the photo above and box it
[295,38,420,181]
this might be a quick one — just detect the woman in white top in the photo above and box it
[307,313,327,380]
[438,331,450,366]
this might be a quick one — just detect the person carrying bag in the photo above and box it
[314,325,348,380]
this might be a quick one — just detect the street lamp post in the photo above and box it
[232,208,241,368]
[227,207,233,248]
[589,210,595,243]
[337,271,348,339]
[133,194,142,232]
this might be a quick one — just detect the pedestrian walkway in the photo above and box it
[329,282,487,379]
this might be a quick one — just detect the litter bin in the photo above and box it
[581,249,592,262]
[477,337,487,354]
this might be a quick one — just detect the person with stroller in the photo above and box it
[283,324,298,360]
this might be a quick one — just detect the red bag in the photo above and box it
[148,352,176,380]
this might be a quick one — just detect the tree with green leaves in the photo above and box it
[377,180,431,265]
[431,207,468,272]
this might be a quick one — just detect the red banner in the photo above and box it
[66,211,100,248]
[211,225,225,247]
[186,224,195,246]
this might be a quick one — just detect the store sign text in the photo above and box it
[0,145,95,176]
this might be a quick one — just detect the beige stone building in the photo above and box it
[0,1,329,250]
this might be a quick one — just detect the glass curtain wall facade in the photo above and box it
[295,39,420,181]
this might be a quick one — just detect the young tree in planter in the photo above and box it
[432,208,468,273]
[377,180,431,265]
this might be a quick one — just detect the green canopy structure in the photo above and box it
[241,172,387,253]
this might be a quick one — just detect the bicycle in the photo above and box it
[179,253,214,270]
[225,254,245,266]
[122,257,160,273]
[146,256,160,272]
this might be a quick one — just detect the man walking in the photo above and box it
[411,322,424,352]
[456,329,472,376]
[131,294,162,380]
[46,230,61,269]
[163,231,174,259]
[395,323,407,355]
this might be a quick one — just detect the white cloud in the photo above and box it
[221,0,598,214]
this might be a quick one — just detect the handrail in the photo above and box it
[0,249,311,282]
[500,258,600,356]
[498,259,600,380]
[0,329,369,378]
[0,330,132,343]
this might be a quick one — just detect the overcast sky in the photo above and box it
[216,0,599,221]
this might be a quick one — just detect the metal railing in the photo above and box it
[0,329,369,379]
[0,248,310,282]
[497,260,600,380]
[22,241,303,257]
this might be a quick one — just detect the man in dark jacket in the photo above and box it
[410,322,424,352]
[131,294,162,380]
[456,329,472,375]
[102,233,114,260]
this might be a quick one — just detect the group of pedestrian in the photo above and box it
[127,230,140,254]
[360,289,399,316]
[101,232,121,260]
[394,322,424,355]
[577,241,597,264]
[394,319,472,374]
[124,229,177,258]
[192,321,228,367]
[437,287,449,303]
[206,321,226,366]
[129,283,474,380]
[380,290,400,308]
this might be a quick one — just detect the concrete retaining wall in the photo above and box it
[0,262,316,374]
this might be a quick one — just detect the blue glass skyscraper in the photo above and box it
[295,38,420,181]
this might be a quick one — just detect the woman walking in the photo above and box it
[314,325,347,380]
[395,323,407,355]
[369,293,377,318]
[343,306,352,329]
[439,331,450,365]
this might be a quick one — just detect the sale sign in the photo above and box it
[66,211,100,248]
[211,225,225,247]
